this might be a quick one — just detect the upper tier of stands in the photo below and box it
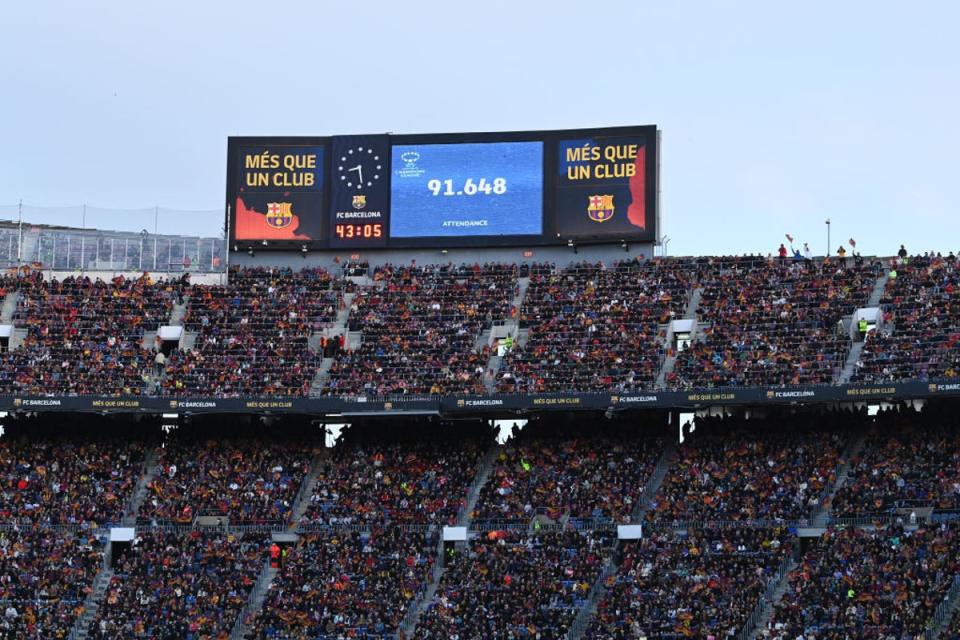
[854,253,960,382]
[324,262,517,396]
[497,260,693,393]
[0,254,956,397]
[669,257,877,388]
[163,266,342,397]
[0,273,178,395]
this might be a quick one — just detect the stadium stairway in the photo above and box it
[836,270,890,384]
[482,275,531,391]
[867,270,890,308]
[288,450,326,525]
[927,576,960,639]
[229,559,278,640]
[655,287,703,389]
[123,447,160,525]
[398,444,501,638]
[812,430,866,527]
[0,289,19,323]
[68,565,115,640]
[566,441,678,640]
[457,442,500,526]
[738,554,799,640]
[397,542,446,639]
[566,552,619,640]
[838,340,866,384]
[168,295,189,326]
[632,439,677,521]
[227,452,325,639]
[308,292,354,395]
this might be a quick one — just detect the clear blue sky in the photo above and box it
[1,1,957,255]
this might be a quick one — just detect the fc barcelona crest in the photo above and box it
[352,195,367,210]
[266,202,293,229]
[587,194,614,222]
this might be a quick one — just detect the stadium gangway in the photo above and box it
[737,541,799,640]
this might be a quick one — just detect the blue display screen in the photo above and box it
[389,141,543,238]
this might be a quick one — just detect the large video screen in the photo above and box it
[389,141,543,238]
[554,134,654,239]
[227,126,657,249]
[231,144,325,242]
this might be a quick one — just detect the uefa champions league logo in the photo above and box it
[395,151,425,179]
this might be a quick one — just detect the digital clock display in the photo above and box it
[334,223,383,240]
[328,135,391,248]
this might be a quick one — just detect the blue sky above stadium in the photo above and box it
[0,0,957,256]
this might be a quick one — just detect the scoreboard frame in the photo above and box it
[226,125,659,250]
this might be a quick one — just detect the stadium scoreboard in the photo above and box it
[227,125,659,250]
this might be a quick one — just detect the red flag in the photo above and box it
[849,238,857,248]
[785,234,794,243]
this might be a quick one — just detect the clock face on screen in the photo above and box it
[337,147,382,190]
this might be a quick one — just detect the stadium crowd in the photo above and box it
[324,262,517,396]
[669,257,876,389]
[854,253,960,382]
[832,413,960,517]
[473,420,665,524]
[162,266,342,397]
[140,427,314,525]
[0,273,178,395]
[497,259,693,393]
[760,524,960,639]
[0,528,103,639]
[586,527,790,639]
[0,431,146,526]
[417,530,612,640]
[652,415,846,523]
[245,528,435,639]
[304,422,491,526]
[86,530,263,639]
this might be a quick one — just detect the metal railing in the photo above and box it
[925,574,960,639]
